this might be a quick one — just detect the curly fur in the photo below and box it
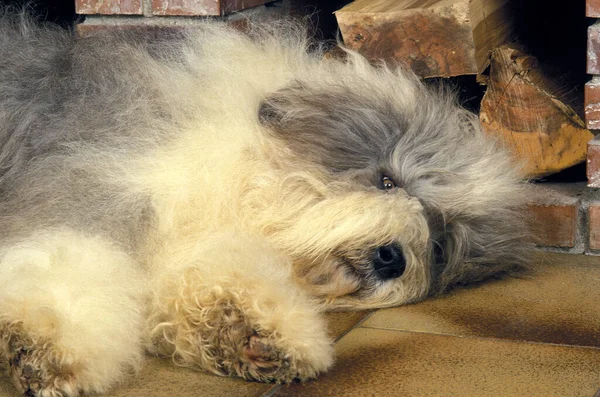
[0,12,529,396]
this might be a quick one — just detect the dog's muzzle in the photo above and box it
[372,244,406,280]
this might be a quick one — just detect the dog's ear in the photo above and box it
[258,95,285,126]
[257,84,399,172]
[258,84,311,128]
[430,215,529,294]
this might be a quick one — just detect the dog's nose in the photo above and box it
[372,244,406,280]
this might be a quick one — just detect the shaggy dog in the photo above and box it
[0,13,528,397]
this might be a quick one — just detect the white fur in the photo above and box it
[0,230,147,394]
[0,17,528,396]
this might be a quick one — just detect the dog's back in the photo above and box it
[0,14,321,249]
[0,15,203,247]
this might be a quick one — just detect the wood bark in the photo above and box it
[479,46,593,178]
[335,0,515,78]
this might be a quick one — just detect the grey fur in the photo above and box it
[0,11,534,393]
[260,76,529,293]
[0,13,190,252]
[0,13,529,290]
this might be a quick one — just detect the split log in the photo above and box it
[335,0,515,78]
[479,46,593,178]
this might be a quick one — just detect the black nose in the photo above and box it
[372,244,406,280]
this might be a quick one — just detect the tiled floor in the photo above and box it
[0,252,599,396]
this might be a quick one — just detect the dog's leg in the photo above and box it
[0,229,147,396]
[148,234,333,382]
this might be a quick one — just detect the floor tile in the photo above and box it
[0,311,370,397]
[0,374,16,397]
[260,311,373,397]
[324,310,373,341]
[361,252,600,347]
[104,357,270,397]
[0,357,272,397]
[273,328,600,397]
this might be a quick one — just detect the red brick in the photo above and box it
[527,204,578,247]
[75,0,142,15]
[589,205,600,249]
[585,79,600,130]
[588,136,600,187]
[588,23,600,74]
[74,15,265,38]
[75,22,185,37]
[588,0,600,17]
[151,0,270,16]
[525,184,582,248]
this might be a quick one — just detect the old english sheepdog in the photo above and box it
[0,13,528,396]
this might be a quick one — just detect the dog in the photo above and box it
[0,13,529,396]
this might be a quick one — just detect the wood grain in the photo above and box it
[335,0,515,78]
[479,46,593,178]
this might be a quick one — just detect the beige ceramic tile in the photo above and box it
[0,373,16,397]
[0,311,371,397]
[362,252,600,347]
[323,310,373,341]
[274,327,600,397]
[104,357,271,397]
[0,357,271,397]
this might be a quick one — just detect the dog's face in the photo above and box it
[251,59,527,310]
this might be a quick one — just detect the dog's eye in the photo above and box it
[381,176,396,190]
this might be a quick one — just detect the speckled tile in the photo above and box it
[0,357,272,397]
[273,328,600,397]
[323,310,373,341]
[0,311,370,397]
[0,373,16,397]
[104,357,270,397]
[361,252,600,347]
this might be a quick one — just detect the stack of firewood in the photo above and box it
[335,0,592,179]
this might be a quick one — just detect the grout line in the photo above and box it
[141,0,152,17]
[259,310,378,397]
[260,384,282,397]
[356,325,600,351]
[333,310,377,343]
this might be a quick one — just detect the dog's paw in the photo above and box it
[3,325,78,397]
[233,332,294,382]
[157,284,334,383]
[209,307,332,383]
[220,326,331,383]
[9,347,77,397]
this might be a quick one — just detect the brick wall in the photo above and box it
[584,2,600,255]
[586,2,600,133]
[527,184,587,253]
[76,0,273,16]
[74,0,294,35]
